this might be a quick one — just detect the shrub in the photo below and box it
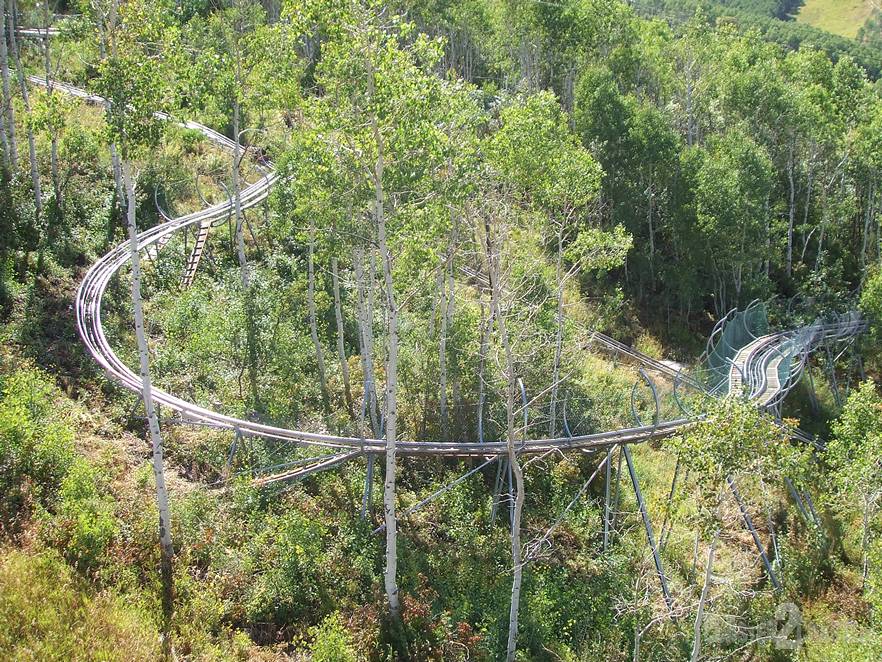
[244,508,330,627]
[45,459,119,574]
[309,612,358,662]
[0,367,75,533]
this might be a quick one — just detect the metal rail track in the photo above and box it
[41,77,863,482]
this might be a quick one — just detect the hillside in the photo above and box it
[2,1,882,660]
[796,0,877,38]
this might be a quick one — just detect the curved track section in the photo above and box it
[42,78,865,467]
[729,314,865,408]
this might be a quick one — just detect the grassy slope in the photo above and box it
[796,0,876,38]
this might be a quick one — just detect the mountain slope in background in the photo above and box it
[797,0,877,38]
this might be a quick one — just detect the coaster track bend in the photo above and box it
[39,77,863,467]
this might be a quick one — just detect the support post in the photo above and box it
[612,446,623,530]
[802,488,821,528]
[659,457,681,552]
[223,428,242,480]
[727,476,781,590]
[784,477,810,524]
[622,444,674,612]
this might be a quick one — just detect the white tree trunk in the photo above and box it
[0,1,14,167]
[367,79,400,617]
[122,160,175,633]
[9,0,40,218]
[307,221,329,409]
[331,255,353,417]
[232,96,248,288]
[691,531,718,662]
[485,219,525,662]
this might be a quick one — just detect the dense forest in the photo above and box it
[2,0,882,660]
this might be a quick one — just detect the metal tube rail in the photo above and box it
[45,76,865,469]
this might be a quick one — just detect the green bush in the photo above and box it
[244,508,330,626]
[45,459,119,574]
[309,612,358,662]
[804,620,882,662]
[0,367,75,533]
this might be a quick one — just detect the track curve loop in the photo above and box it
[40,77,864,465]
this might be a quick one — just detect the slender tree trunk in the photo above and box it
[230,94,260,412]
[685,70,695,148]
[0,64,7,170]
[355,247,379,436]
[800,158,815,264]
[367,81,401,620]
[477,300,490,443]
[42,1,60,212]
[438,255,450,440]
[122,161,174,652]
[9,0,41,219]
[96,36,125,226]
[231,96,248,288]
[786,142,796,278]
[367,246,381,424]
[691,531,718,662]
[549,227,564,437]
[485,218,525,662]
[422,263,443,438]
[647,182,656,287]
[815,219,826,273]
[0,2,14,168]
[862,494,871,588]
[446,255,457,438]
[862,184,874,269]
[331,255,353,417]
[307,221,329,411]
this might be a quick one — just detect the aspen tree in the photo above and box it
[9,0,41,217]
[96,7,175,648]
